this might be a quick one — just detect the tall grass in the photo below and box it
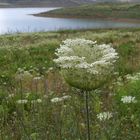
[0,29,140,139]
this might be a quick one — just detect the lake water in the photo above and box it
[0,7,140,34]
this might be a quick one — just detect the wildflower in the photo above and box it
[51,97,63,103]
[43,95,48,98]
[63,105,67,108]
[121,96,137,104]
[33,76,42,81]
[16,99,28,104]
[15,70,33,81]
[97,112,112,121]
[125,73,140,82]
[54,38,118,90]
[31,99,42,104]
[61,95,71,100]
[17,68,24,73]
[51,95,71,103]
[48,67,53,71]
[25,92,31,98]
[1,75,5,78]
[8,94,15,98]
[115,77,123,86]
[80,123,85,129]
[3,82,7,85]
[31,100,36,104]
[36,99,42,103]
[42,67,46,70]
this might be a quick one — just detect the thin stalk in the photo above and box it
[85,91,91,140]
[35,81,38,95]
[19,79,23,99]
[16,108,31,140]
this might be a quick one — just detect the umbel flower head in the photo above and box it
[121,96,137,104]
[54,38,118,91]
[97,112,112,121]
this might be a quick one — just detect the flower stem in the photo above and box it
[85,91,90,140]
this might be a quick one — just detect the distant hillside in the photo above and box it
[0,0,139,7]
[0,0,140,3]
[35,3,140,22]
[0,0,95,7]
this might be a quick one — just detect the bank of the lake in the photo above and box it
[35,3,140,23]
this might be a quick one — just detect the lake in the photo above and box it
[0,7,140,34]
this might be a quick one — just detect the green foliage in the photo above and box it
[0,28,140,139]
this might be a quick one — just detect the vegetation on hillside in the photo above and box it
[0,28,140,139]
[0,0,94,7]
[35,3,140,21]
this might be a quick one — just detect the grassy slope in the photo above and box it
[35,3,140,21]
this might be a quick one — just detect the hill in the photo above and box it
[34,3,140,22]
[0,0,95,7]
[0,0,140,3]
[0,0,140,7]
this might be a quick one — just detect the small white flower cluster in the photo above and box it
[16,99,42,104]
[115,76,124,86]
[97,112,112,121]
[16,99,28,104]
[121,96,137,104]
[33,76,42,81]
[25,92,31,98]
[125,73,140,82]
[31,99,42,104]
[8,94,15,98]
[15,69,33,81]
[15,67,45,82]
[51,95,71,103]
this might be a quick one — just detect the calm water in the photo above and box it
[0,8,140,34]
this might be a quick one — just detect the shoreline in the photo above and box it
[0,5,62,8]
[0,3,78,8]
[1,28,140,36]
[33,14,140,24]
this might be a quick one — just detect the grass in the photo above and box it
[0,28,140,139]
[35,3,140,22]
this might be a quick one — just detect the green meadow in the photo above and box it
[0,28,140,139]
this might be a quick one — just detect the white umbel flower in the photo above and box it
[33,76,42,81]
[16,99,28,104]
[36,99,42,103]
[31,99,42,104]
[121,96,137,104]
[15,70,33,81]
[51,95,71,103]
[51,97,63,103]
[125,73,140,82]
[97,112,112,121]
[54,38,118,90]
